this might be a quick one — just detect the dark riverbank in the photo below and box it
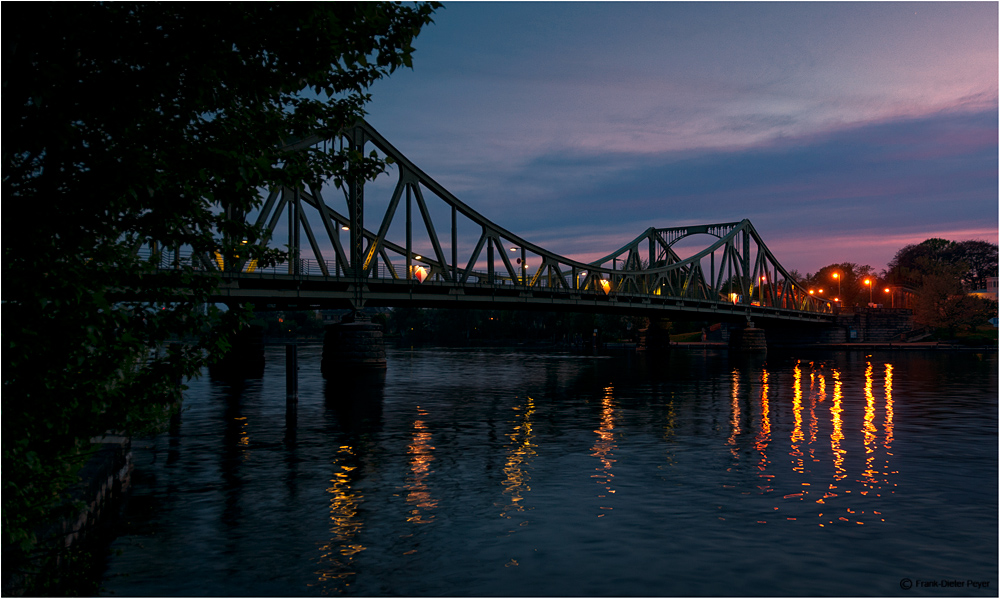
[3,437,132,596]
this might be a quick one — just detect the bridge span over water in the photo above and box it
[145,120,835,326]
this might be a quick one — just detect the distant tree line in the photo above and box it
[800,238,997,336]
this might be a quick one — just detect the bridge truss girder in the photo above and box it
[142,119,833,319]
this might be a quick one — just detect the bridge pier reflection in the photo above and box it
[323,372,386,434]
[208,324,265,379]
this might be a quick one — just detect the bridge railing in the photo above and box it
[136,247,544,287]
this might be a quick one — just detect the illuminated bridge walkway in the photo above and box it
[146,120,835,326]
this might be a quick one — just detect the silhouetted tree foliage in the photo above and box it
[805,262,878,307]
[883,238,998,331]
[886,238,998,290]
[914,270,997,334]
[3,1,437,587]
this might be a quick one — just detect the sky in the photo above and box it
[357,1,997,276]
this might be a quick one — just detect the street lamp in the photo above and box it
[863,278,873,305]
[832,271,841,297]
[884,287,893,308]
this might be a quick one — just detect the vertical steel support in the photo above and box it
[487,236,494,284]
[405,184,412,280]
[742,230,751,288]
[294,188,302,275]
[521,247,526,287]
[710,251,716,296]
[287,187,298,275]
[452,205,457,283]
[348,127,365,309]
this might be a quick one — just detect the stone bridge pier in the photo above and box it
[638,317,673,352]
[321,313,387,379]
[728,320,768,353]
[762,308,915,346]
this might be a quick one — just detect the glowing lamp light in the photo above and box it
[729,293,739,303]
[413,265,429,283]
[599,279,611,295]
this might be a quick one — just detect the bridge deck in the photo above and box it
[212,272,835,324]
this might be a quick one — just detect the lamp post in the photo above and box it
[884,287,893,308]
[832,272,841,297]
[863,278,873,305]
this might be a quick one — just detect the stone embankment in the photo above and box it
[3,436,132,596]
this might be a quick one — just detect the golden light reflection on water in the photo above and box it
[499,396,536,527]
[405,406,437,525]
[755,370,773,492]
[232,416,251,461]
[728,371,741,456]
[830,370,846,481]
[862,361,879,488]
[591,385,617,517]
[315,445,365,587]
[728,358,898,528]
[755,370,770,455]
[884,364,894,450]
[234,416,249,445]
[790,362,805,474]
[808,366,821,462]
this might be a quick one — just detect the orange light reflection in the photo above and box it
[591,385,617,517]
[830,369,846,481]
[728,370,741,456]
[790,362,805,473]
[500,396,536,527]
[405,407,437,525]
[884,364,894,450]
[316,444,365,586]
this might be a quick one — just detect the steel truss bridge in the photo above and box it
[143,120,835,325]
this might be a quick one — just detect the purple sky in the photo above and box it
[358,1,997,276]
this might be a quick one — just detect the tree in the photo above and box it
[805,262,877,307]
[914,270,997,334]
[951,240,998,291]
[886,237,998,291]
[3,1,438,585]
[885,238,956,287]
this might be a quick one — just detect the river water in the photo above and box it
[100,344,997,596]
